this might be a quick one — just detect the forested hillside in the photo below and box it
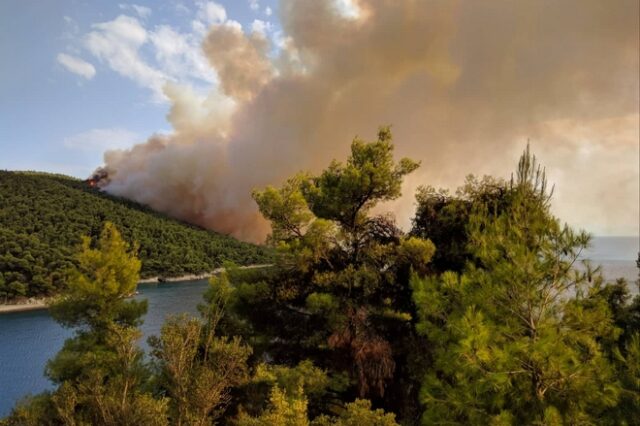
[0,171,272,301]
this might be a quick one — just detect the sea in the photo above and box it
[0,236,637,417]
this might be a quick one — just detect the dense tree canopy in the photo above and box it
[10,223,167,425]
[411,147,639,424]
[410,175,508,274]
[225,127,435,422]
[2,133,638,425]
[0,171,272,301]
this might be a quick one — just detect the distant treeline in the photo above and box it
[0,171,273,301]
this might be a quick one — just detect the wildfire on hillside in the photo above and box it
[85,168,110,188]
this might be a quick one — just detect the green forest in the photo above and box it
[2,128,639,425]
[0,171,273,301]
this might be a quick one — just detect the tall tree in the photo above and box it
[225,127,434,422]
[412,147,622,424]
[47,221,147,383]
[5,222,168,425]
[149,273,252,425]
[411,175,508,274]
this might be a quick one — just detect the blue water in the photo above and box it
[0,279,210,417]
[0,236,638,417]
[583,236,639,293]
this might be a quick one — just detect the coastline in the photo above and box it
[138,264,272,284]
[0,298,50,314]
[0,264,272,315]
[137,268,225,284]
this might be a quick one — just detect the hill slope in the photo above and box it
[0,171,272,301]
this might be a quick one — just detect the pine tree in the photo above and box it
[149,273,252,425]
[47,221,147,383]
[225,127,433,421]
[5,222,167,425]
[412,147,622,424]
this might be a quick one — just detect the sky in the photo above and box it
[0,0,280,176]
[0,0,638,239]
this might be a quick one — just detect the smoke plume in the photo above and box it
[100,0,640,242]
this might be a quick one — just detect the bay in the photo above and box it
[0,278,210,417]
[0,236,638,417]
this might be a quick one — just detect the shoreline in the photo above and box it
[0,264,272,315]
[137,269,224,284]
[0,299,50,314]
[138,264,272,284]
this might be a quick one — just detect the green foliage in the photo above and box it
[597,279,640,348]
[2,393,57,426]
[592,280,640,423]
[253,360,331,398]
[606,332,640,425]
[411,146,625,425]
[5,223,169,425]
[252,173,315,245]
[46,327,169,426]
[47,223,148,383]
[411,175,507,273]
[229,127,433,422]
[149,271,252,425]
[237,386,310,426]
[236,384,399,426]
[4,140,638,426]
[313,399,399,426]
[301,126,419,231]
[0,171,272,300]
[5,225,253,425]
[149,315,251,425]
[49,222,144,331]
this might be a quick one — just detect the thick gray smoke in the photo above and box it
[100,0,640,242]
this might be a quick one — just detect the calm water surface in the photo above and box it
[0,279,209,416]
[0,236,638,417]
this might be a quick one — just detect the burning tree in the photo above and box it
[85,167,110,188]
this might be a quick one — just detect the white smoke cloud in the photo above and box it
[99,0,640,241]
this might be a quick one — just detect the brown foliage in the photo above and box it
[328,307,395,398]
